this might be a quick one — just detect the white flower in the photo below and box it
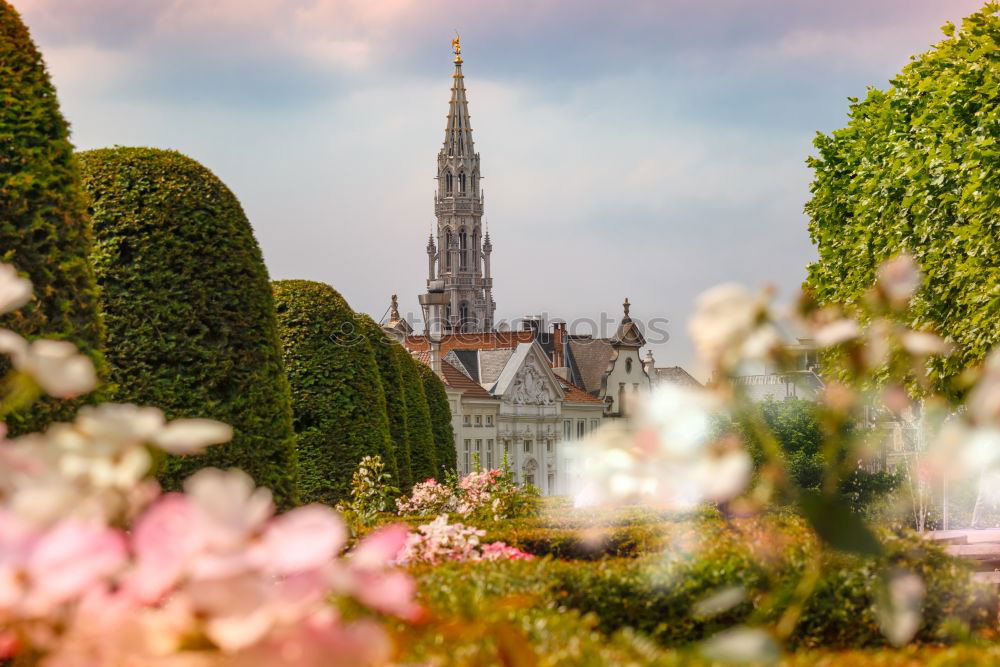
[0,264,32,314]
[901,331,950,357]
[877,254,921,308]
[13,339,97,398]
[815,319,861,348]
[877,570,925,646]
[154,419,233,454]
[967,350,1000,427]
[700,627,780,665]
[184,468,274,555]
[688,283,763,370]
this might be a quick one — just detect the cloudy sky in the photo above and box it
[14,0,985,376]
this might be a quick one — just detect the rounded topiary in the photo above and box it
[0,1,107,434]
[394,345,437,486]
[272,280,394,504]
[78,147,298,506]
[355,314,410,489]
[417,362,457,477]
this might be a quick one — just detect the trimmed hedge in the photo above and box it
[412,515,997,651]
[78,148,298,506]
[354,314,407,488]
[394,345,437,487]
[417,362,457,477]
[272,280,394,504]
[0,1,107,434]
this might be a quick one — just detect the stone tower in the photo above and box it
[424,36,495,333]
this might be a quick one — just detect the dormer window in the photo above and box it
[626,358,633,374]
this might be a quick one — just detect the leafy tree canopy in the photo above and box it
[805,3,1000,383]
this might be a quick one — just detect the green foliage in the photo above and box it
[416,363,456,477]
[0,1,107,434]
[78,147,297,506]
[336,455,398,531]
[353,315,408,489]
[412,517,996,651]
[804,4,1000,383]
[394,345,437,486]
[718,398,901,512]
[271,280,393,505]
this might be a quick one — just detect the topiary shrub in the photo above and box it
[394,346,437,487]
[417,362,456,478]
[272,280,394,504]
[354,314,409,489]
[78,147,298,506]
[0,1,107,434]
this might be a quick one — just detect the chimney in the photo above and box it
[551,322,569,380]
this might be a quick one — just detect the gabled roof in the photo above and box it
[439,359,492,399]
[404,331,534,355]
[557,376,604,405]
[478,349,516,385]
[609,298,646,348]
[566,337,614,395]
[491,342,565,402]
[654,366,702,388]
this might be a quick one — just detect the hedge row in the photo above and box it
[418,361,457,477]
[413,527,996,651]
[394,345,438,484]
[0,1,108,435]
[271,280,394,504]
[80,148,300,507]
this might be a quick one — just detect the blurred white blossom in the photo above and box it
[575,385,750,510]
[877,570,925,646]
[814,319,861,348]
[689,283,770,372]
[877,253,921,309]
[0,264,31,314]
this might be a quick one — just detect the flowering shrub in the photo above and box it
[394,477,456,516]
[395,514,534,566]
[0,263,420,665]
[397,456,538,521]
[337,454,398,530]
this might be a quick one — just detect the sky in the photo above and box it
[13,0,986,377]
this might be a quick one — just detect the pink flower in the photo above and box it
[27,519,126,613]
[350,523,409,569]
[251,505,346,575]
[126,493,201,602]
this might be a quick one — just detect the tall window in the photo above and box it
[626,357,633,373]
[445,231,453,269]
[459,231,468,270]
[486,415,493,426]
[463,440,471,473]
[577,420,585,438]
[445,172,453,193]
[459,172,466,193]
[474,415,482,427]
[546,441,552,453]
[486,440,494,470]
[524,440,532,453]
[563,420,571,440]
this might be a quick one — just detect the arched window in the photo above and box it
[460,302,470,332]
[626,358,633,374]
[445,230,453,269]
[459,172,466,193]
[459,231,468,270]
[445,172,453,193]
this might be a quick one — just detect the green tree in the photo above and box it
[717,398,899,512]
[272,280,394,504]
[0,1,107,434]
[418,362,457,477]
[394,345,437,486]
[354,315,411,489]
[79,148,298,506]
[804,3,1000,384]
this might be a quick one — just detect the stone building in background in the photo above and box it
[382,39,699,495]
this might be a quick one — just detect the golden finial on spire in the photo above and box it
[451,31,462,64]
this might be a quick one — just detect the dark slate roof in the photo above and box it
[478,349,516,386]
[566,337,614,396]
[654,366,702,388]
[449,349,481,382]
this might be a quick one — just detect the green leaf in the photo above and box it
[799,490,883,556]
